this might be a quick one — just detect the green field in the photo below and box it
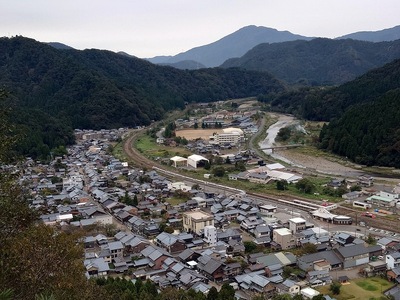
[317,277,393,300]
[135,135,191,158]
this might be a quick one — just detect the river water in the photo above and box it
[258,113,305,167]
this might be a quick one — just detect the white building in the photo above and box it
[301,287,320,299]
[170,156,188,168]
[168,181,192,192]
[187,154,209,169]
[204,225,217,246]
[209,127,244,145]
[386,252,400,269]
[289,217,307,233]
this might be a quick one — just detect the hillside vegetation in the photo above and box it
[269,59,400,167]
[221,38,400,85]
[0,36,285,158]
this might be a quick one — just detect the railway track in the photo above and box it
[122,130,400,233]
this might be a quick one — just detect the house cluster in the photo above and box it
[173,101,260,133]
[21,129,130,226]
[16,128,400,299]
[338,177,400,213]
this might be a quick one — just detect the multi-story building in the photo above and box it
[209,128,244,146]
[204,225,217,246]
[183,210,214,235]
[273,228,296,250]
[289,217,307,233]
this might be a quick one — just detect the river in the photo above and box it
[258,113,305,167]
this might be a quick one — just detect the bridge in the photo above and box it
[259,144,303,153]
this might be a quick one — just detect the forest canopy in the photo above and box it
[0,36,285,159]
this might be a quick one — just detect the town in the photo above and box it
[15,126,400,300]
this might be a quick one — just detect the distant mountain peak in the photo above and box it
[47,42,74,50]
[147,25,313,67]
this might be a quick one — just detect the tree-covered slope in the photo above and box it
[221,38,400,85]
[267,59,400,167]
[269,59,400,121]
[0,36,285,158]
[0,36,285,129]
[319,89,400,167]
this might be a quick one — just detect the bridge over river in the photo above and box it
[259,144,303,153]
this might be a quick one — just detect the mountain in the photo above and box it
[147,25,313,67]
[337,25,400,42]
[268,59,400,167]
[319,89,400,167]
[0,36,285,158]
[159,60,206,70]
[221,38,400,85]
[47,42,74,50]
[270,58,400,120]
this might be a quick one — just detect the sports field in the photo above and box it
[175,129,223,140]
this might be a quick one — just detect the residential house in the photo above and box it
[125,236,150,255]
[155,232,187,254]
[240,217,264,232]
[224,262,242,279]
[307,269,332,287]
[387,266,400,282]
[342,191,361,200]
[234,273,275,298]
[387,252,400,270]
[333,232,355,246]
[297,251,342,271]
[288,217,307,233]
[197,255,225,282]
[253,225,271,238]
[276,279,301,296]
[108,241,124,261]
[141,245,171,270]
[259,205,277,217]
[84,257,110,278]
[217,228,242,243]
[335,244,382,269]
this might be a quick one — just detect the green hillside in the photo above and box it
[0,36,285,159]
[221,38,400,85]
[319,89,400,167]
[267,59,400,167]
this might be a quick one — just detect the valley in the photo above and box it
[2,20,400,299]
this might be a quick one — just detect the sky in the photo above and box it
[1,0,399,58]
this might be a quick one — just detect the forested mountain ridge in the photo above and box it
[336,25,400,42]
[267,59,400,167]
[221,38,400,85]
[319,88,400,167]
[0,36,285,158]
[269,58,400,121]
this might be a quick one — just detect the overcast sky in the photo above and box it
[1,0,399,58]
